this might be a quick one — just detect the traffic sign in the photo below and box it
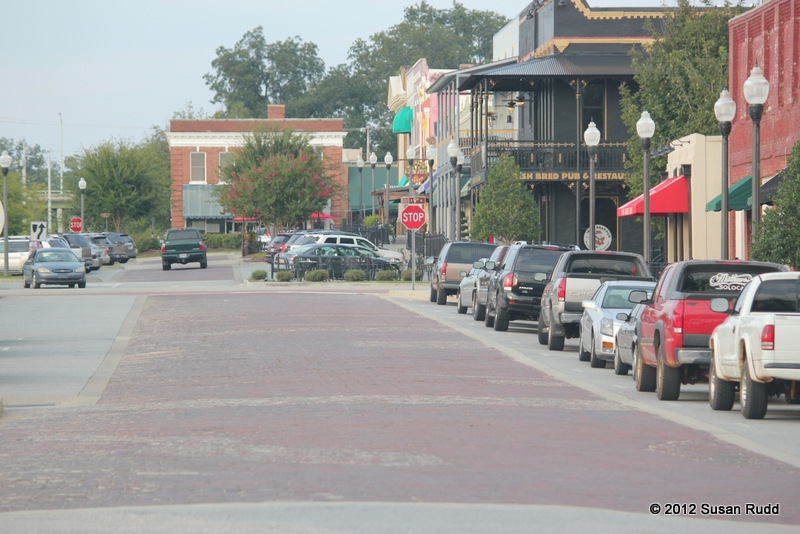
[69,217,83,232]
[30,221,47,242]
[400,204,426,230]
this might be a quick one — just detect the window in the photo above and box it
[583,81,605,136]
[752,280,798,312]
[218,152,234,183]
[190,152,206,183]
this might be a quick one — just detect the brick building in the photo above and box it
[166,105,346,232]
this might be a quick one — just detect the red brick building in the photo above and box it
[166,105,347,232]
[727,0,800,257]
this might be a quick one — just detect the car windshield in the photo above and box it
[294,244,317,254]
[568,256,640,276]
[37,250,77,263]
[602,289,639,310]
[679,265,780,293]
[516,248,564,273]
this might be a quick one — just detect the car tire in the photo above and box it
[436,287,447,305]
[741,358,768,419]
[634,345,656,392]
[578,337,591,362]
[547,321,565,351]
[109,258,115,266]
[493,307,509,331]
[78,281,86,288]
[120,258,129,264]
[162,262,171,271]
[537,320,548,346]
[429,285,437,303]
[33,274,41,289]
[589,337,605,368]
[456,291,468,314]
[472,294,486,321]
[200,259,208,269]
[709,350,735,411]
[614,346,630,376]
[68,283,75,288]
[656,343,681,401]
[484,298,495,328]
[23,278,30,289]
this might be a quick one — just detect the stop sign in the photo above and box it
[400,204,426,230]
[69,217,82,232]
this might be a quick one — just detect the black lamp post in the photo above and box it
[584,121,601,251]
[456,149,464,240]
[1,150,12,276]
[637,111,655,263]
[714,88,736,259]
[426,144,435,232]
[369,152,378,216]
[743,63,769,240]
[447,139,459,240]
[356,155,364,223]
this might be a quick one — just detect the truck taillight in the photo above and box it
[161,243,166,253]
[503,273,514,290]
[200,242,205,251]
[761,325,775,351]
[557,278,566,302]
[673,300,684,334]
[441,262,448,282]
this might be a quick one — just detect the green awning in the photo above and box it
[398,175,409,187]
[392,106,412,134]
[705,175,752,212]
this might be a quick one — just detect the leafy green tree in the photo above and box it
[471,155,541,243]
[204,28,324,118]
[619,0,744,196]
[0,170,47,235]
[69,139,169,233]
[0,138,60,188]
[751,140,800,269]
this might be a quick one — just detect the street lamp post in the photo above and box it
[369,152,378,216]
[384,152,393,230]
[78,177,87,231]
[426,144,435,232]
[584,121,601,251]
[714,88,736,259]
[356,155,364,224]
[744,63,769,240]
[447,139,459,240]
[1,151,12,276]
[456,149,464,240]
[637,111,656,264]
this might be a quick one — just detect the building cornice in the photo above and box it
[522,37,653,61]
[166,131,347,149]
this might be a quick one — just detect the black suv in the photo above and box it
[429,241,498,305]
[484,243,576,331]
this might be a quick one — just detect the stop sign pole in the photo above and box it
[400,202,427,290]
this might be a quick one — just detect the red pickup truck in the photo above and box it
[634,259,786,401]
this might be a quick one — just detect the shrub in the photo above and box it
[401,269,422,282]
[134,235,161,254]
[275,271,294,282]
[250,269,268,281]
[305,269,329,282]
[202,233,241,250]
[344,269,367,281]
[375,269,398,281]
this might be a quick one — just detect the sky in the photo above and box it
[2,0,670,162]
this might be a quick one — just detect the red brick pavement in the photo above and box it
[0,291,798,524]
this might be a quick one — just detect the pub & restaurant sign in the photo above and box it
[520,172,627,182]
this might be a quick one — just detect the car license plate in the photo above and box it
[179,253,188,259]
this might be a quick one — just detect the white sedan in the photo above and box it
[579,280,656,369]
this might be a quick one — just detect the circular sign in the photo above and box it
[69,217,83,232]
[400,204,426,230]
[583,224,612,251]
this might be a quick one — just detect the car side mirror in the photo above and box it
[425,257,435,265]
[710,297,731,314]
[485,261,496,270]
[628,290,648,304]
[616,312,630,321]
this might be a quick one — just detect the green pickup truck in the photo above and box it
[161,228,207,270]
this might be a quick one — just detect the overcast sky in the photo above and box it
[3,0,672,161]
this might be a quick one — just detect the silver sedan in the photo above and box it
[578,281,655,369]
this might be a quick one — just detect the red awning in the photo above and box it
[617,175,689,217]
[311,212,336,220]
[233,216,258,221]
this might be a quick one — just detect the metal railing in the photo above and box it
[272,254,398,281]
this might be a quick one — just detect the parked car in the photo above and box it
[484,243,576,331]
[290,243,401,279]
[456,258,489,314]
[102,232,129,263]
[578,280,656,369]
[472,245,509,322]
[614,301,649,377]
[119,233,138,260]
[84,233,114,265]
[306,233,403,263]
[34,236,71,250]
[55,233,102,272]
[22,247,86,288]
[255,226,271,248]
[708,272,800,418]
[265,232,295,262]
[0,236,32,274]
[428,241,498,305]
[636,259,787,400]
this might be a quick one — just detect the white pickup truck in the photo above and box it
[708,271,800,419]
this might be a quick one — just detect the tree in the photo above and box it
[471,155,541,243]
[751,140,800,269]
[0,137,60,188]
[619,0,744,196]
[216,127,336,230]
[204,28,324,118]
[69,139,169,233]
